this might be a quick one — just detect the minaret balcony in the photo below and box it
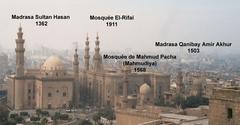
[15,48,25,52]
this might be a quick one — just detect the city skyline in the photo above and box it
[0,0,239,55]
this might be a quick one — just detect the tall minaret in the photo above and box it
[73,48,79,81]
[177,67,184,94]
[15,24,25,77]
[123,66,130,100]
[93,33,103,72]
[73,48,79,106]
[121,66,131,108]
[14,25,25,110]
[84,34,90,71]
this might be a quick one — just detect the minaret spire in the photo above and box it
[123,66,130,100]
[14,25,25,110]
[95,32,100,54]
[177,67,184,94]
[84,33,90,71]
[16,24,25,77]
[73,47,79,67]
[73,45,79,106]
[96,32,99,40]
[73,47,79,81]
[121,66,131,108]
[93,33,103,72]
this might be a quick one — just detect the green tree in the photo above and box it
[52,117,58,125]
[4,119,17,125]
[69,101,74,111]
[30,116,40,121]
[41,111,49,117]
[0,105,9,123]
[96,107,115,125]
[154,97,165,106]
[79,119,92,125]
[15,116,24,124]
[184,96,200,108]
[174,93,185,107]
[184,95,209,108]
[200,96,209,105]
[54,112,60,119]
[41,117,48,125]
[93,113,101,125]
[98,107,115,120]
[20,112,29,117]
[52,112,60,125]
[36,108,42,117]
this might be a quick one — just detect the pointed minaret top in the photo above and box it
[75,48,78,53]
[86,33,89,46]
[86,33,89,41]
[18,23,22,32]
[74,47,79,62]
[96,32,99,40]
[73,42,78,55]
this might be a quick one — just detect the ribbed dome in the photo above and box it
[42,56,64,70]
[140,83,151,95]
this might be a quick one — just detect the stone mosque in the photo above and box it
[7,26,171,110]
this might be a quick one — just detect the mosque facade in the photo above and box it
[7,26,171,110]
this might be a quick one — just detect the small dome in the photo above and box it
[171,82,177,88]
[42,56,64,70]
[140,83,151,95]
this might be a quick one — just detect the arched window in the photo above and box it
[48,92,52,97]
[63,92,67,97]
[48,104,51,109]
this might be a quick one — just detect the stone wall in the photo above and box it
[116,109,160,125]
[209,87,240,125]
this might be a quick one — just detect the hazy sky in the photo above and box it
[0,0,239,54]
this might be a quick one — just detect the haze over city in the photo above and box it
[0,0,239,55]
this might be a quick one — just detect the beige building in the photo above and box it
[116,108,208,125]
[7,26,171,110]
[79,34,171,108]
[0,53,8,74]
[7,26,79,110]
[209,87,240,125]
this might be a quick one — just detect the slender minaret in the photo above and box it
[73,48,79,81]
[15,24,25,110]
[15,24,25,77]
[82,34,90,103]
[84,34,90,71]
[122,66,131,108]
[93,33,103,72]
[123,67,129,100]
[123,66,131,100]
[73,48,79,106]
[177,68,184,94]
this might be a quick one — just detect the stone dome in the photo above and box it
[42,56,64,71]
[140,83,151,95]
